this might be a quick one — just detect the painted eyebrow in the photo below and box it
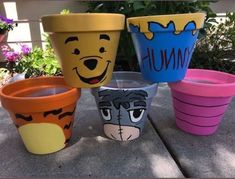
[99,101,111,107]
[99,34,110,41]
[15,113,33,121]
[59,107,76,120]
[65,36,79,44]
[44,108,62,117]
[134,101,146,107]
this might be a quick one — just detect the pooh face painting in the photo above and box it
[10,104,76,154]
[50,32,120,87]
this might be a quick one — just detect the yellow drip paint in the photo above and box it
[18,123,66,154]
[127,13,206,40]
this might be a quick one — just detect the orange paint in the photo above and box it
[0,76,80,154]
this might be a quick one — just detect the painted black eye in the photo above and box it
[99,47,106,53]
[129,109,145,123]
[72,48,80,55]
[100,108,111,121]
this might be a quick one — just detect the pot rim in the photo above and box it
[41,13,125,32]
[0,29,7,34]
[96,71,158,98]
[127,12,206,33]
[0,76,80,113]
[168,69,235,97]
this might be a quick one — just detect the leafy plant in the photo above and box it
[86,1,216,70]
[1,42,61,79]
[0,15,16,33]
[16,46,61,78]
[190,12,235,74]
[1,44,25,76]
[60,9,71,15]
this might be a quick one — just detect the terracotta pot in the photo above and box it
[93,71,158,141]
[0,34,5,42]
[127,13,206,82]
[0,76,80,154]
[41,13,125,88]
[168,69,235,135]
[0,29,7,42]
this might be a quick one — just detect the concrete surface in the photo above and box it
[0,89,183,178]
[150,83,235,178]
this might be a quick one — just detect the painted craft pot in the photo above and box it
[168,69,235,135]
[0,77,80,154]
[127,13,206,82]
[41,13,125,88]
[93,71,158,141]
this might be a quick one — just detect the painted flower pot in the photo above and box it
[168,69,235,135]
[41,13,125,88]
[93,71,158,141]
[0,76,80,154]
[127,13,206,82]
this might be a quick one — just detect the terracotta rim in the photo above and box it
[168,69,235,97]
[0,76,81,113]
[42,13,125,32]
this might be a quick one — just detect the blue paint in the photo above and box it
[129,21,199,82]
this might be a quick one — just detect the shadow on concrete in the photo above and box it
[149,83,235,177]
[0,89,183,178]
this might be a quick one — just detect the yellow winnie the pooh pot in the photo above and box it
[42,13,125,88]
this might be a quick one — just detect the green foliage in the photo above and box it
[86,1,216,70]
[0,22,13,32]
[60,9,71,15]
[0,68,8,81]
[87,1,215,16]
[0,15,16,32]
[16,46,62,78]
[190,12,235,74]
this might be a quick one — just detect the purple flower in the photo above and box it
[5,51,20,62]
[0,15,13,24]
[20,44,31,56]
[1,45,11,56]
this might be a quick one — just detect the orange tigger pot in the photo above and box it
[0,76,80,154]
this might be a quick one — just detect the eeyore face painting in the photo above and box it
[98,89,149,141]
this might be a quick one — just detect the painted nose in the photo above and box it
[84,59,98,70]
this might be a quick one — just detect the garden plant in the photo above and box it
[0,15,16,33]
[87,1,235,74]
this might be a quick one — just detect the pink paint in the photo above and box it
[169,69,235,97]
[168,69,235,135]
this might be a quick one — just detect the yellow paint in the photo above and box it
[41,13,125,88]
[18,123,65,154]
[50,32,120,88]
[41,13,125,32]
[127,13,206,40]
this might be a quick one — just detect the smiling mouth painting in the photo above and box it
[73,61,111,84]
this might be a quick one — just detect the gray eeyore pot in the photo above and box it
[92,71,158,141]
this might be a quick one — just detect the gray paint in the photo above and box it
[93,71,158,141]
